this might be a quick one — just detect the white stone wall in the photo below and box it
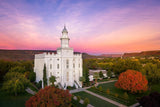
[34,26,83,88]
[34,51,82,88]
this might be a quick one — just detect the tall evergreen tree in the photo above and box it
[83,60,89,85]
[43,64,47,87]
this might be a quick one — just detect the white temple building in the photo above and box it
[34,26,83,89]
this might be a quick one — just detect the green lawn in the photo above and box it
[97,78,117,82]
[71,99,85,107]
[73,91,117,107]
[88,81,151,106]
[0,93,32,107]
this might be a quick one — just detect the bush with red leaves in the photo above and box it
[115,70,148,93]
[25,86,72,107]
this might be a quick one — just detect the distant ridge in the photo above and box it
[123,50,160,57]
[0,49,56,61]
[0,49,160,61]
[100,54,122,58]
[0,49,122,61]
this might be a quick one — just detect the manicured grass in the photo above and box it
[71,99,85,107]
[97,78,109,82]
[73,91,117,107]
[97,78,117,82]
[88,81,151,106]
[0,93,32,107]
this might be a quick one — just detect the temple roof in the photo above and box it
[62,25,68,33]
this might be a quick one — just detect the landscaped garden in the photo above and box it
[88,81,160,106]
[73,91,117,107]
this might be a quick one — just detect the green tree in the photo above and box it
[113,59,126,76]
[83,60,89,85]
[141,63,160,85]
[43,64,47,87]
[99,71,104,78]
[2,72,30,96]
[125,59,142,71]
[9,66,26,73]
[107,70,112,78]
[79,76,86,87]
[49,76,56,86]
[93,72,99,84]
[21,61,33,72]
[29,72,36,82]
[0,60,14,82]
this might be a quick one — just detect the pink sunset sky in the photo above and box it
[0,0,160,54]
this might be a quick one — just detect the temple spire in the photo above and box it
[62,25,68,34]
[61,25,70,48]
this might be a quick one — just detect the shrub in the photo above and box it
[106,88,110,94]
[67,86,72,90]
[77,96,81,102]
[25,86,72,107]
[114,93,119,98]
[35,80,42,89]
[99,86,102,91]
[115,70,148,93]
[91,86,95,89]
[71,94,74,99]
[83,98,89,106]
[123,92,129,100]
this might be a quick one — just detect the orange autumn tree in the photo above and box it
[25,86,72,107]
[115,70,148,93]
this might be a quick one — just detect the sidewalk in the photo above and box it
[70,80,128,107]
[25,87,36,95]
[84,90,127,107]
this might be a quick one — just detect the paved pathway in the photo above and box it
[98,80,117,85]
[70,80,117,94]
[129,103,140,107]
[70,80,128,107]
[70,88,85,93]
[84,90,127,107]
[25,87,36,95]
